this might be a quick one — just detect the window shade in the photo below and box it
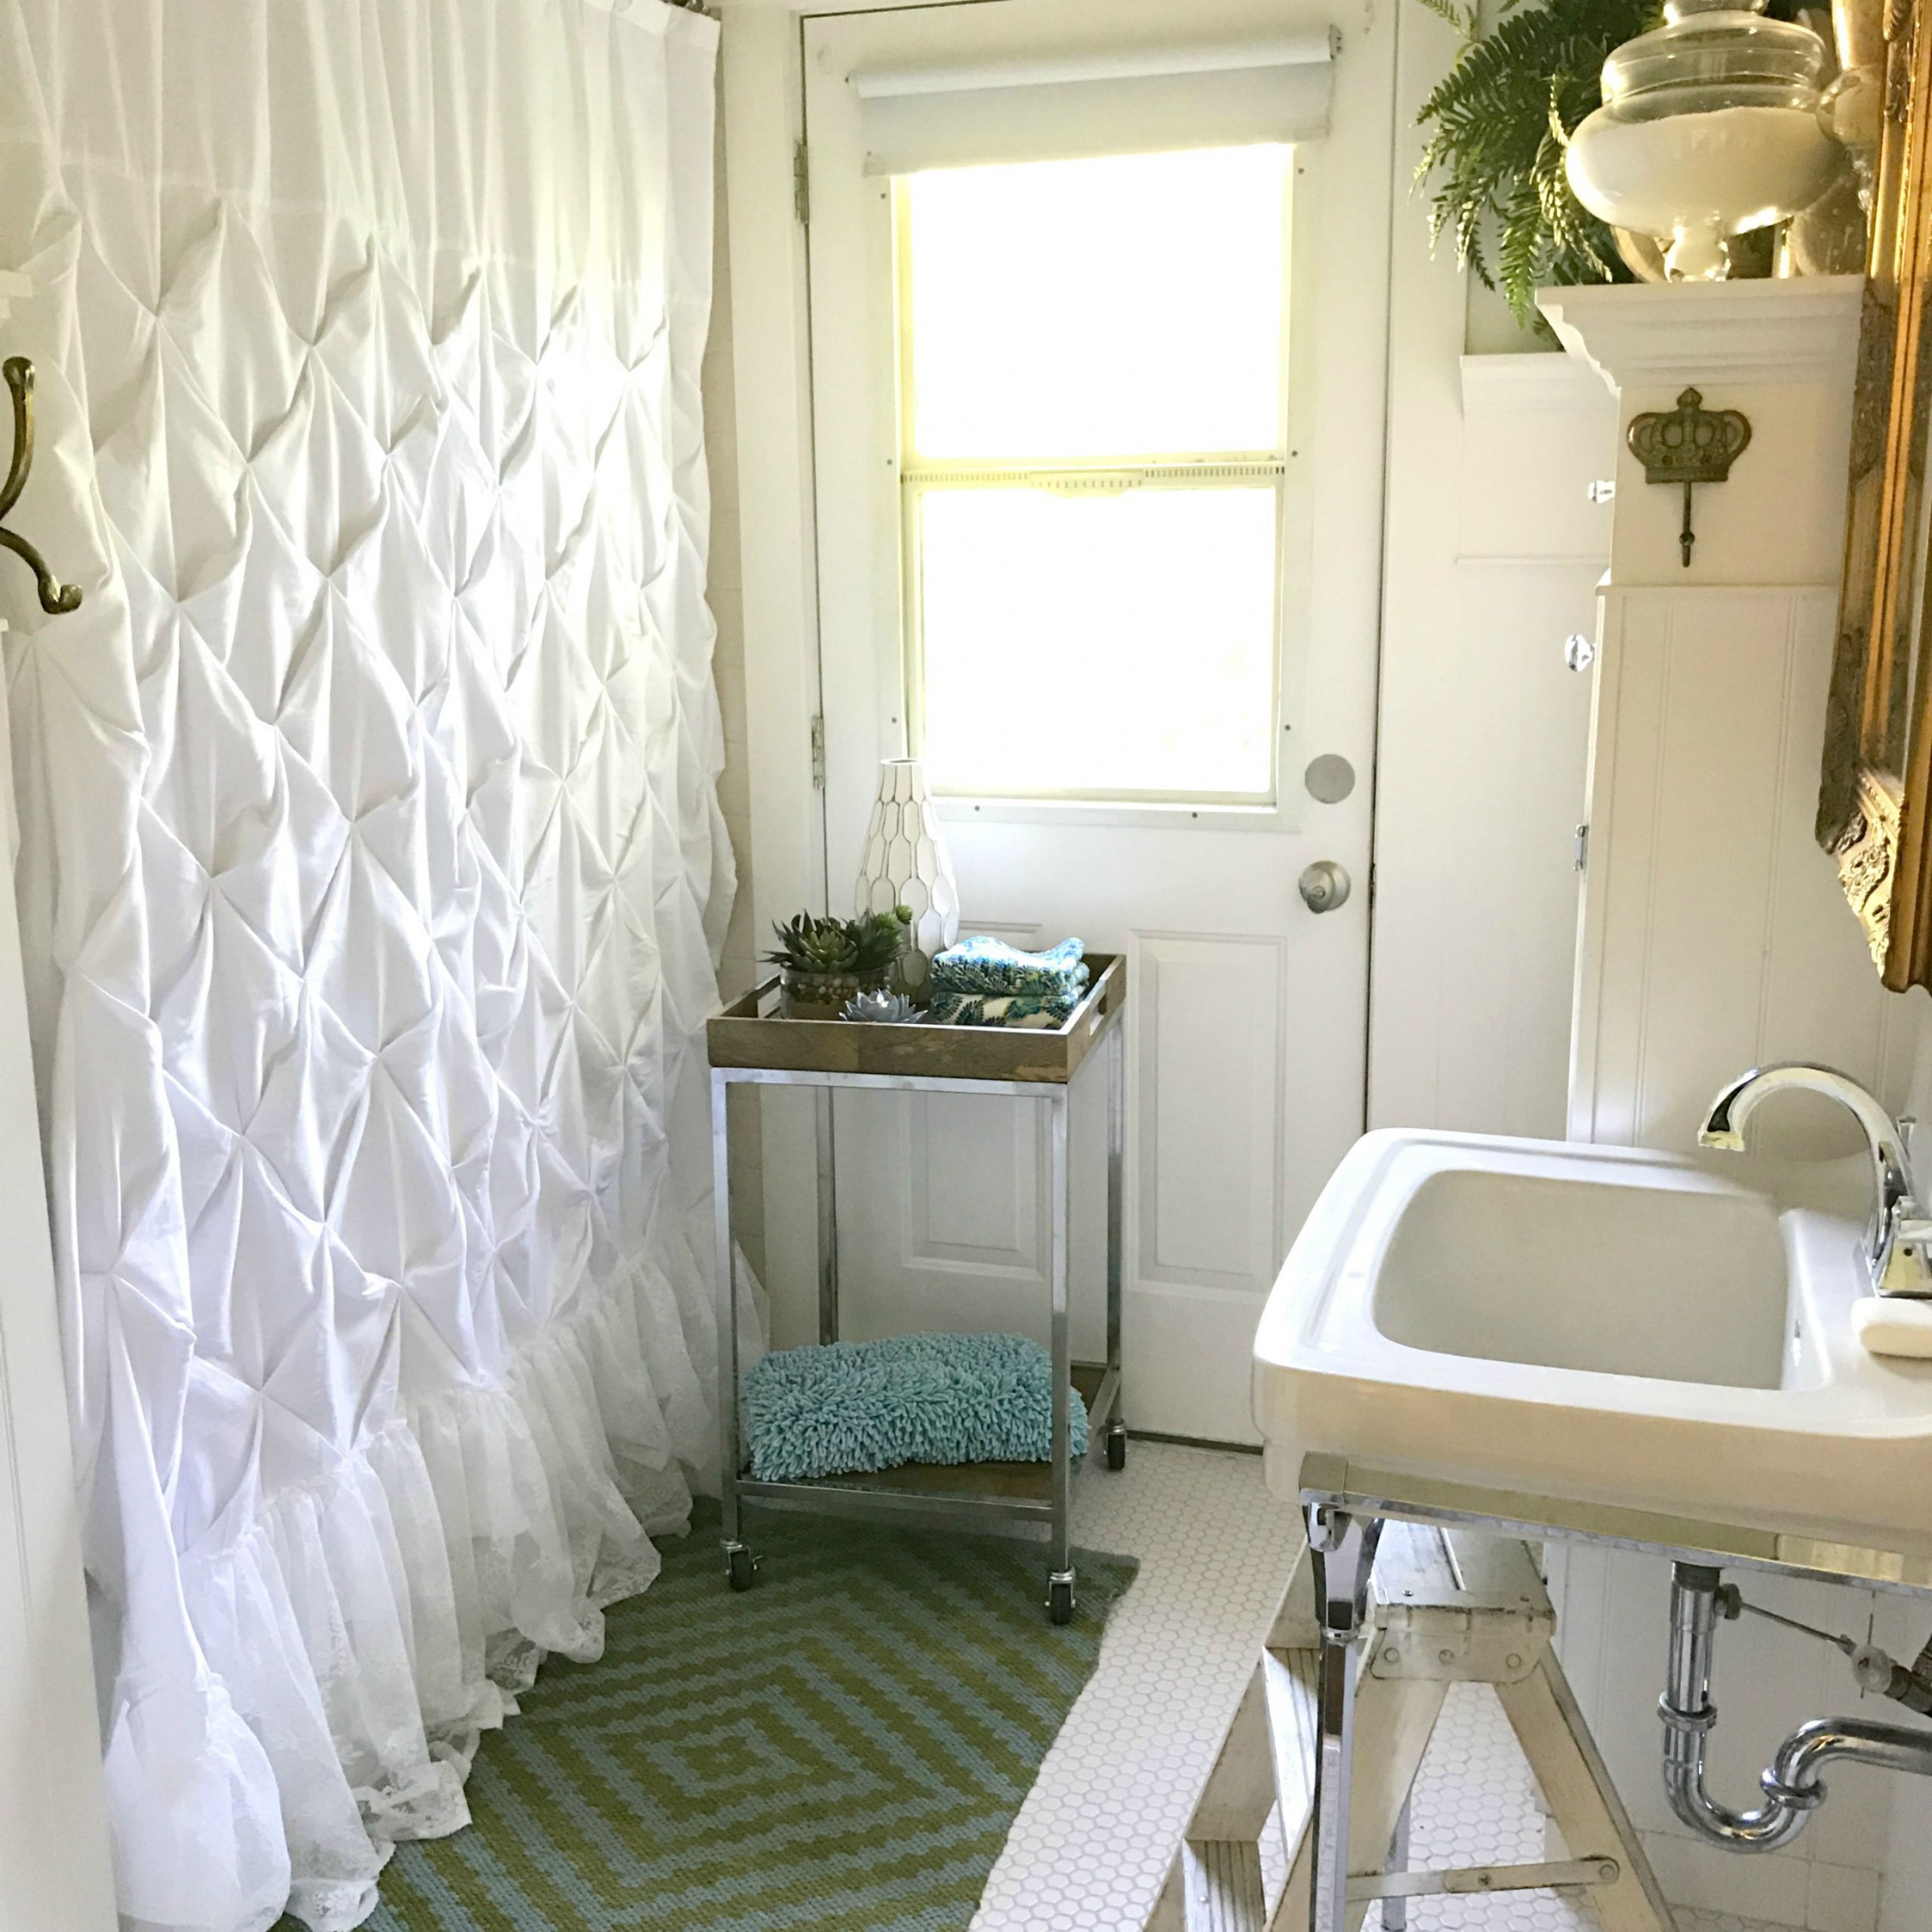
[854,29,1338,175]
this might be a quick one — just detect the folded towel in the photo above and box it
[742,1332,1090,1482]
[928,991,1069,1029]
[932,935,1088,994]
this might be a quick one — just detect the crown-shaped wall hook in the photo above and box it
[1626,386,1752,570]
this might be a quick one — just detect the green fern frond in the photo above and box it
[1411,0,1660,324]
[1413,0,1481,36]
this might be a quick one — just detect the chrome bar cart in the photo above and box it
[706,955,1127,1623]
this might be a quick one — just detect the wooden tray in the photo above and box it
[707,952,1124,1084]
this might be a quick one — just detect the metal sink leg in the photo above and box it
[1306,1504,1383,1932]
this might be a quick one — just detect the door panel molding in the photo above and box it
[906,1090,1048,1281]
[1133,930,1289,1296]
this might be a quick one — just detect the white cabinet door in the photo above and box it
[802,0,1394,1442]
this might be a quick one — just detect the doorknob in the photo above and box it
[1299,860,1351,914]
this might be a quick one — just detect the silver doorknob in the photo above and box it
[1299,860,1351,914]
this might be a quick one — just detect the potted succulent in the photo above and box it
[765,907,911,1019]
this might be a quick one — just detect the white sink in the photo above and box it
[1253,1131,1932,1566]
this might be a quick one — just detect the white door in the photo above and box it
[802,0,1395,1441]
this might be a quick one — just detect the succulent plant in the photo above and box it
[764,908,908,976]
[841,989,923,1024]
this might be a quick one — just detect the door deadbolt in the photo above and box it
[1299,860,1350,914]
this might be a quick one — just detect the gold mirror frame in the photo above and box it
[1821,0,1932,989]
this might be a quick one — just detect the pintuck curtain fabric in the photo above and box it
[0,5,728,1929]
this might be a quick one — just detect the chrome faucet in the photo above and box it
[1699,1063,1932,1297]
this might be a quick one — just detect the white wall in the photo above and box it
[0,275,115,1932]
[1370,5,1616,1148]
[1371,347,1613,1139]
[0,817,113,1929]
[0,832,115,1929]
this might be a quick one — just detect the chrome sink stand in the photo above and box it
[1306,1506,1383,1932]
[1167,1503,1665,1932]
[1295,1502,1669,1932]
[1296,1452,1932,1932]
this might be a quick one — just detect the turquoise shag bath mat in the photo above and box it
[742,1331,1090,1481]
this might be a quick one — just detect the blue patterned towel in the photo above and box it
[742,1332,1090,1482]
[930,937,1089,1026]
[929,992,1065,1029]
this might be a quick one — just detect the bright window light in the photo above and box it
[898,145,1294,802]
[918,487,1279,798]
[904,148,1290,461]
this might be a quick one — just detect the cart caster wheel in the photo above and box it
[1047,1574,1076,1626]
[726,1543,757,1592]
[1105,1425,1128,1472]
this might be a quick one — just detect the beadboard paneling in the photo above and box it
[1569,584,1913,1156]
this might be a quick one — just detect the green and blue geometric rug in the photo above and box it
[347,1509,1137,1930]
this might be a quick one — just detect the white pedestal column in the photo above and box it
[1537,275,1918,1158]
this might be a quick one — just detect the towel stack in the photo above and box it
[928,937,1089,1029]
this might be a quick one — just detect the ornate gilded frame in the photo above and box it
[1821,0,1932,988]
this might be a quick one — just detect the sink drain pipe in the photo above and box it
[1661,1564,1932,1851]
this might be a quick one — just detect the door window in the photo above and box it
[896,145,1296,804]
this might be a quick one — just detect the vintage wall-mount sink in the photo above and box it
[1253,1128,1932,1579]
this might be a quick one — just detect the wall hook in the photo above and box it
[0,357,82,616]
[1626,386,1752,569]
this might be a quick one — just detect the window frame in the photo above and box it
[890,149,1309,811]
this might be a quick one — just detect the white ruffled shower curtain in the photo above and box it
[0,4,729,1927]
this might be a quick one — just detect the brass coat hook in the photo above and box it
[1626,386,1752,570]
[0,357,82,615]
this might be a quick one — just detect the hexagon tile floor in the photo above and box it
[969,1441,1791,1932]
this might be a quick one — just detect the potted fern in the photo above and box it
[1414,0,1658,327]
[765,908,911,1020]
[1415,2,1819,321]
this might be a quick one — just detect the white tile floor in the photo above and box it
[972,1441,1792,1932]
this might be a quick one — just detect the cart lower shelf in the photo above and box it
[725,1362,1126,1623]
